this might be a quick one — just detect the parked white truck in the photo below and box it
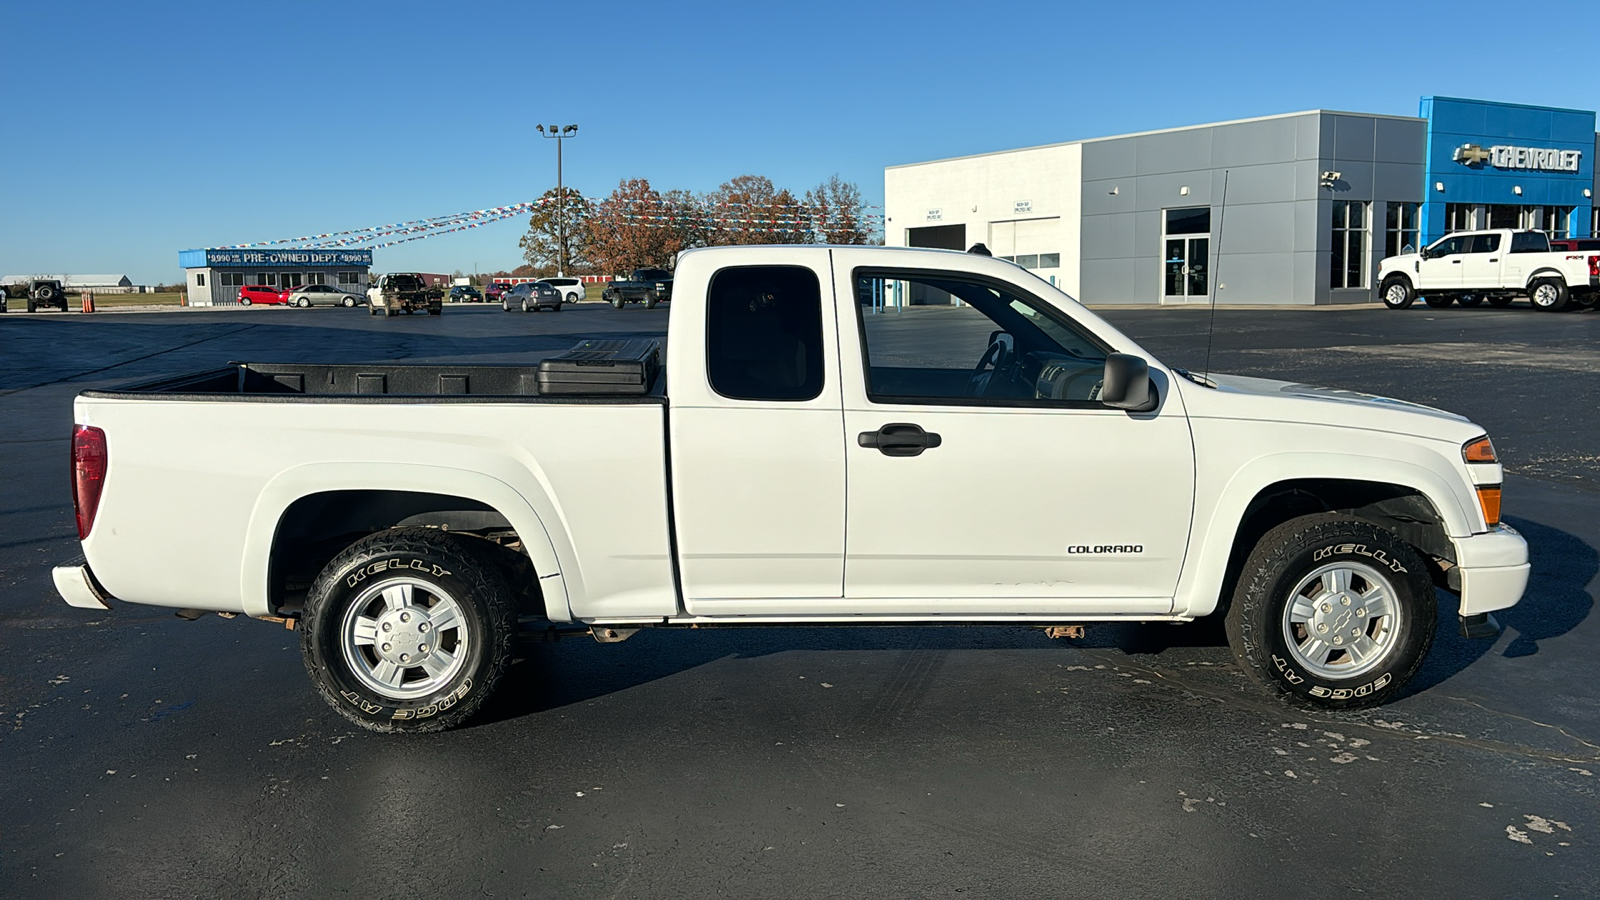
[53,246,1528,732]
[1378,228,1600,311]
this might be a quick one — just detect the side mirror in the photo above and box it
[1102,353,1157,412]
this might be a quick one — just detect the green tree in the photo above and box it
[518,186,590,275]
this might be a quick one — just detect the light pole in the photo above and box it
[536,123,578,276]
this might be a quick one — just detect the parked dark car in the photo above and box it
[501,281,563,312]
[450,285,484,303]
[601,267,672,309]
[485,281,513,302]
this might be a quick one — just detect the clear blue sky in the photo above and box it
[4,0,1594,284]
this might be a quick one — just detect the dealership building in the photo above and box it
[884,96,1599,305]
[179,248,373,306]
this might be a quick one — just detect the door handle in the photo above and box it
[1451,259,1462,264]
[858,423,942,457]
[1488,258,1499,262]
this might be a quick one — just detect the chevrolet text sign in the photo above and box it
[1454,143,1582,173]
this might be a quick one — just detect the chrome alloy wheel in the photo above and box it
[339,577,469,700]
[1532,283,1559,308]
[1384,283,1407,305]
[1280,562,1401,680]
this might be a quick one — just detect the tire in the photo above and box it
[369,305,378,316]
[386,307,397,317]
[298,297,311,308]
[241,297,253,306]
[27,298,37,313]
[502,301,513,312]
[428,306,441,316]
[1381,278,1414,310]
[33,285,57,302]
[522,298,532,313]
[1422,294,1453,309]
[343,296,356,308]
[551,303,562,312]
[1529,278,1569,312]
[300,527,516,733]
[1224,513,1435,710]
[612,298,624,309]
[566,292,579,304]
[644,295,658,310]
[1487,295,1514,308]
[1456,294,1483,308]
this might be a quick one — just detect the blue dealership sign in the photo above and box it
[179,248,374,268]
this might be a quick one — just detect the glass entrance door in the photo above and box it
[1163,236,1210,301]
[1161,207,1211,303]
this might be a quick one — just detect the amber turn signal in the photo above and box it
[1462,436,1497,464]
[1476,485,1502,528]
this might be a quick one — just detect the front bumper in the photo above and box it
[1452,523,1529,617]
[53,559,114,611]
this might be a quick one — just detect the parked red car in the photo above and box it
[239,284,289,306]
[1548,238,1600,252]
[485,281,513,302]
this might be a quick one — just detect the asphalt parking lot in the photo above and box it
[2,300,1596,897]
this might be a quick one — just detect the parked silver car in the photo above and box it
[284,284,364,308]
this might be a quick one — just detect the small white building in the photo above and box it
[3,274,137,292]
[178,248,373,306]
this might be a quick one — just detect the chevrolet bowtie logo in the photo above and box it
[1454,143,1492,165]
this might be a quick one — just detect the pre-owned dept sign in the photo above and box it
[1454,143,1583,173]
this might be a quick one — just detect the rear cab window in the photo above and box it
[705,266,824,402]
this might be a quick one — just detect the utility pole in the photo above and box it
[536,124,579,276]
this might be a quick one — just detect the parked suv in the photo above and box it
[502,281,563,312]
[539,277,587,304]
[239,284,288,306]
[485,282,513,302]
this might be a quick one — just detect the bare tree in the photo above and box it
[805,175,878,245]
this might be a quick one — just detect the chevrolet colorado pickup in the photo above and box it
[53,245,1528,732]
[1378,228,1600,311]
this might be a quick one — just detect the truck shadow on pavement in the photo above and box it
[474,513,1594,726]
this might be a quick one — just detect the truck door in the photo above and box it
[667,250,847,614]
[1417,235,1466,289]
[831,252,1195,616]
[1459,233,1502,288]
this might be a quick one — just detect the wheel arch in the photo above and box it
[1175,455,1475,619]
[1524,268,1567,288]
[244,463,569,621]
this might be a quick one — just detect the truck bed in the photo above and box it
[87,360,666,402]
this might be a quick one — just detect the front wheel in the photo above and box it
[1529,278,1569,312]
[343,296,356,308]
[1224,513,1435,709]
[1381,278,1415,310]
[241,297,253,306]
[301,527,517,733]
[1423,294,1453,309]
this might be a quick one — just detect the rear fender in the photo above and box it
[243,463,569,620]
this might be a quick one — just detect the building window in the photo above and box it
[1330,201,1368,290]
[256,273,275,286]
[1487,205,1520,229]
[195,272,206,287]
[337,271,362,285]
[1038,253,1060,268]
[220,272,244,287]
[306,272,326,285]
[1537,206,1570,238]
[1446,203,1476,232]
[1015,254,1039,269]
[1385,203,1419,258]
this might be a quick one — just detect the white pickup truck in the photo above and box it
[1378,228,1600,311]
[54,245,1529,732]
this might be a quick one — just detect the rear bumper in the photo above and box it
[1452,524,1530,617]
[53,559,115,611]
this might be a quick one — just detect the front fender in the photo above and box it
[242,462,570,620]
[1173,450,1477,618]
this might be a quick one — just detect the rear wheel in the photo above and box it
[1381,277,1415,310]
[1224,513,1434,709]
[1423,294,1453,309]
[1529,278,1569,312]
[612,297,624,309]
[1456,294,1483,308]
[27,298,37,313]
[300,527,516,733]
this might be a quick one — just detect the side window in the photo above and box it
[1429,237,1464,258]
[1466,234,1501,253]
[1510,231,1550,254]
[706,266,824,402]
[853,270,1108,405]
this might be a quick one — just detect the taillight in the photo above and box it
[72,425,108,540]
[1589,255,1599,279]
